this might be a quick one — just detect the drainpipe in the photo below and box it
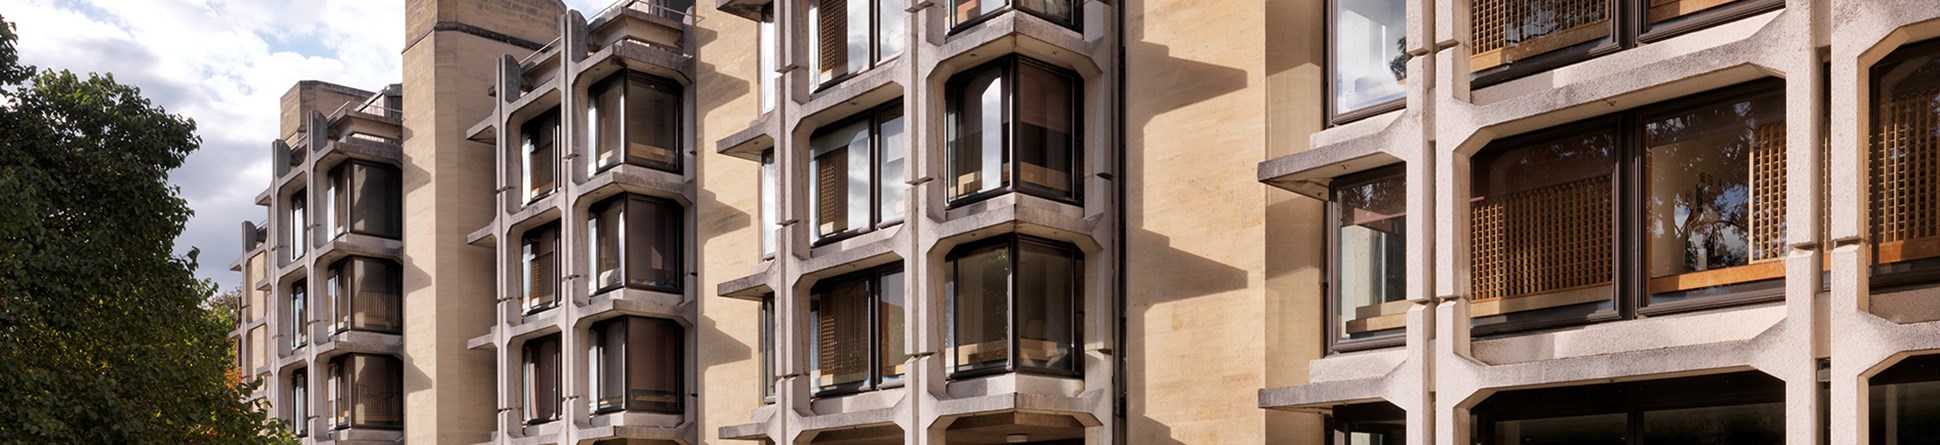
[1112,0,1129,444]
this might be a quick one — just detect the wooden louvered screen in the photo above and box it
[525,113,556,198]
[525,225,557,309]
[814,279,869,388]
[1872,83,1940,264]
[1470,0,1610,71]
[818,0,846,80]
[1471,175,1612,302]
[815,148,848,236]
[1748,122,1788,263]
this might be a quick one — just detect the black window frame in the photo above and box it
[325,353,403,431]
[1465,79,1787,337]
[945,55,1084,207]
[1468,0,1783,88]
[809,101,907,245]
[589,72,684,175]
[587,193,686,295]
[1325,164,1410,353]
[944,234,1084,380]
[1469,371,1784,445]
[522,334,563,425]
[523,223,562,314]
[947,0,1080,34]
[808,0,907,90]
[1325,0,1411,125]
[760,149,779,258]
[324,160,402,241]
[291,369,309,437]
[589,316,685,415]
[289,189,308,260]
[759,293,777,404]
[522,108,561,204]
[325,256,402,337]
[808,263,907,398]
[290,280,308,349]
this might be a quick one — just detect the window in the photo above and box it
[326,354,402,430]
[760,150,779,256]
[759,5,779,112]
[1468,81,1783,331]
[947,56,1081,204]
[290,280,308,348]
[325,160,401,240]
[759,294,777,402]
[1329,402,1404,445]
[1467,0,1781,84]
[1330,0,1407,122]
[1870,40,1940,289]
[588,194,684,294]
[810,264,905,395]
[523,109,560,202]
[325,256,401,336]
[1470,371,1782,444]
[288,190,307,260]
[950,0,1076,29]
[523,224,560,312]
[809,0,906,86]
[291,369,309,437]
[945,235,1081,377]
[590,316,683,414]
[810,102,906,243]
[523,335,562,424]
[590,73,682,174]
[1869,354,1940,443]
[1329,166,1407,349]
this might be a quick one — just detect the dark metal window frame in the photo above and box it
[1324,164,1410,354]
[289,189,308,260]
[522,223,563,314]
[325,256,403,337]
[1470,0,1784,88]
[809,0,905,91]
[946,0,1082,35]
[588,193,687,295]
[589,72,685,175]
[326,353,403,431]
[810,101,907,246]
[945,55,1085,208]
[809,263,906,398]
[522,334,563,425]
[589,315,686,415]
[1325,0,1410,126]
[1467,79,1786,337]
[1867,39,1940,292]
[760,149,779,259]
[1469,371,1784,445]
[759,293,777,404]
[325,160,402,241]
[290,280,308,349]
[291,369,309,437]
[521,107,562,204]
[944,234,1085,381]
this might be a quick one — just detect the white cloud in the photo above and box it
[1,0,404,287]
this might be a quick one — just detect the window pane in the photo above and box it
[812,277,871,391]
[952,0,1004,25]
[290,192,307,258]
[1334,402,1407,445]
[950,67,1006,200]
[328,267,346,334]
[330,362,346,428]
[596,320,627,410]
[761,151,778,255]
[948,243,1010,373]
[1017,241,1077,372]
[524,225,558,309]
[1643,91,1786,304]
[1335,171,1407,341]
[1468,0,1613,74]
[1871,47,1940,277]
[879,107,907,221]
[292,371,308,436]
[1015,63,1077,198]
[759,7,778,111]
[625,196,683,291]
[1641,402,1783,444]
[812,120,869,239]
[524,112,558,200]
[351,163,401,238]
[353,355,402,428]
[625,76,681,172]
[351,258,401,333]
[1333,0,1406,115]
[1872,374,1940,442]
[291,281,307,347]
[1490,413,1628,445]
[878,0,907,60]
[525,336,561,422]
[878,270,906,382]
[592,80,623,171]
[1017,0,1074,24]
[760,297,776,399]
[592,200,622,292]
[328,168,346,238]
[1470,128,1614,316]
[628,317,682,413]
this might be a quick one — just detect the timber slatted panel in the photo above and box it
[1871,84,1940,261]
[814,281,869,386]
[1471,175,1612,301]
[1469,0,1609,71]
[1749,122,1788,263]
[816,149,847,236]
[818,0,846,80]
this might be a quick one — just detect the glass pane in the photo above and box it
[353,355,402,428]
[1017,241,1077,372]
[352,163,400,238]
[950,66,1006,200]
[1871,380,1940,442]
[524,113,557,199]
[760,297,776,399]
[352,258,401,333]
[1643,91,1785,304]
[291,281,307,347]
[1333,0,1407,115]
[328,169,345,238]
[290,193,306,258]
[1641,402,1783,444]
[878,270,906,382]
[812,120,869,239]
[1015,63,1077,199]
[1335,402,1407,445]
[948,243,1010,373]
[878,0,907,60]
[1490,413,1628,445]
[330,362,346,428]
[625,196,683,291]
[592,200,622,292]
[812,277,871,391]
[625,77,681,172]
[596,320,626,410]
[1017,0,1074,25]
[592,80,623,171]
[1468,0,1613,73]
[760,151,778,255]
[292,372,308,436]
[1470,128,1615,315]
[879,107,907,221]
[952,0,1004,26]
[1335,171,1407,341]
[1871,48,1940,274]
[1648,0,1750,29]
[524,226,558,309]
[629,317,682,413]
[328,268,346,334]
[525,336,560,422]
[759,6,778,112]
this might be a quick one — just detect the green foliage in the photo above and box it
[0,16,291,444]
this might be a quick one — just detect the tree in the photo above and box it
[0,16,291,443]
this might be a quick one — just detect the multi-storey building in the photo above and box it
[230,0,1940,443]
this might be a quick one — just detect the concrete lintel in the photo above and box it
[717,262,775,300]
[1258,376,1393,411]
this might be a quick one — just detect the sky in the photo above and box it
[3,0,608,287]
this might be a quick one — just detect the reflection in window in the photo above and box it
[1648,0,1762,29]
[1470,127,1615,317]
[1332,167,1407,345]
[523,224,560,312]
[327,354,402,430]
[760,150,778,256]
[523,109,560,202]
[1870,354,1940,443]
[759,5,778,112]
[326,161,400,239]
[289,190,307,260]
[1643,90,1786,304]
[810,0,906,86]
[810,265,905,395]
[1468,0,1613,74]
[1330,402,1405,445]
[947,57,1081,204]
[326,256,401,336]
[290,280,308,348]
[760,294,777,401]
[951,0,1075,28]
[945,235,1080,377]
[1472,371,1782,445]
[523,335,561,424]
[1870,41,1940,287]
[590,73,682,174]
[590,316,683,414]
[810,103,906,243]
[1332,0,1407,118]
[589,194,683,294]
[291,370,309,437]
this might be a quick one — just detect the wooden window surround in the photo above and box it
[1870,39,1940,290]
[326,354,402,430]
[1467,0,1782,87]
[325,256,402,336]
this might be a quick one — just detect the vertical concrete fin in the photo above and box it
[564,10,589,64]
[499,55,522,104]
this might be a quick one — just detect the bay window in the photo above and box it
[1870,40,1940,289]
[523,335,562,424]
[327,354,402,430]
[588,194,684,294]
[810,102,906,243]
[590,73,682,174]
[1467,0,1780,84]
[950,0,1076,29]
[947,56,1081,204]
[1329,166,1407,349]
[590,316,684,414]
[524,224,560,312]
[1870,354,1940,442]
[523,109,560,202]
[810,265,905,395]
[1330,0,1407,122]
[325,256,401,336]
[809,0,906,86]
[290,280,308,349]
[326,160,401,240]
[945,235,1081,377]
